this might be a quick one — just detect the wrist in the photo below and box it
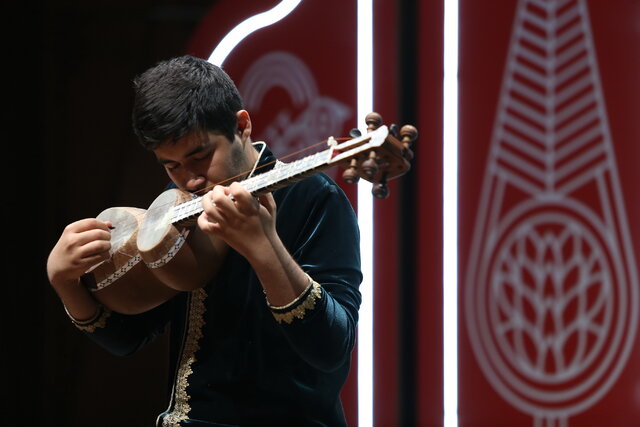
[63,303,111,333]
[266,274,323,324]
[48,274,82,294]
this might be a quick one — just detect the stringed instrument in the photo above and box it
[82,113,417,314]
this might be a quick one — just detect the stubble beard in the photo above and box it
[227,138,256,182]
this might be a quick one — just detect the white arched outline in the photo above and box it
[208,0,302,67]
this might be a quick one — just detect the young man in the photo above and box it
[47,55,362,426]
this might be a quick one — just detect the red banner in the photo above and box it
[186,0,357,195]
[459,1,640,425]
[415,0,445,426]
[185,1,407,424]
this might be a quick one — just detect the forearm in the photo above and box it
[245,234,360,371]
[80,306,171,357]
[50,277,101,322]
[49,259,174,356]
[46,217,114,321]
[246,233,309,307]
[202,176,362,370]
[57,290,176,357]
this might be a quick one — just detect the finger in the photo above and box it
[257,193,277,216]
[66,218,114,234]
[202,193,232,229]
[199,188,228,224]
[197,212,221,234]
[202,190,216,211]
[73,228,113,247]
[77,239,112,261]
[230,184,260,216]
[210,185,235,211]
[76,250,111,272]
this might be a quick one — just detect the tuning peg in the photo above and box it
[342,158,360,184]
[361,151,379,178]
[349,128,362,138]
[389,123,399,138]
[400,124,418,161]
[365,112,383,132]
[400,124,418,145]
[372,175,389,199]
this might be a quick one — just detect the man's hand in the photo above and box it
[198,182,277,261]
[47,218,113,289]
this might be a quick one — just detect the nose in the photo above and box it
[185,174,206,192]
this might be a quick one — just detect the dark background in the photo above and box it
[7,1,218,425]
[4,0,432,425]
[6,1,636,426]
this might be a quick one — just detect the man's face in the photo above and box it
[153,131,252,193]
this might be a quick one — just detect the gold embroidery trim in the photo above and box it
[163,288,207,427]
[64,304,111,333]
[267,275,322,324]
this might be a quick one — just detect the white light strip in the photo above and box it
[356,0,374,426]
[443,1,459,427]
[208,0,302,66]
[208,0,372,423]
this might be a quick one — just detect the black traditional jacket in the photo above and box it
[80,147,362,426]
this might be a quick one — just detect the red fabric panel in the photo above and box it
[185,1,359,423]
[416,0,445,426]
[372,0,401,425]
[458,1,639,425]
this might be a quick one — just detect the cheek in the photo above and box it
[204,152,233,183]
[206,165,232,185]
[165,169,184,186]
[229,142,250,174]
[165,165,197,186]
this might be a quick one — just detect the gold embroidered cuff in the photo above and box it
[64,304,112,333]
[267,274,323,324]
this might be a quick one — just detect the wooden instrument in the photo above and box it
[80,207,180,314]
[82,113,418,314]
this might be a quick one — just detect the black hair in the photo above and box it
[132,55,243,150]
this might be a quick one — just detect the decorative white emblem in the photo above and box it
[464,0,638,425]
[239,51,351,175]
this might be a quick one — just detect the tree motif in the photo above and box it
[492,219,612,384]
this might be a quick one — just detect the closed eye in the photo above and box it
[192,150,212,162]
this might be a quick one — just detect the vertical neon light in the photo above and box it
[443,0,459,426]
[207,0,374,424]
[208,0,302,67]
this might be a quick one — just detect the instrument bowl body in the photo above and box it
[85,206,143,285]
[85,261,180,315]
[138,189,224,292]
[82,206,179,314]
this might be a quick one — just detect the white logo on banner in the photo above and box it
[464,1,638,426]
[239,51,351,171]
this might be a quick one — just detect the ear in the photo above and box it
[236,110,252,142]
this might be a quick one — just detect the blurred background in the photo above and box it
[6,0,638,426]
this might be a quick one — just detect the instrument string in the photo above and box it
[100,137,349,238]
[186,137,338,197]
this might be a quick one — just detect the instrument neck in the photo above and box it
[170,147,334,226]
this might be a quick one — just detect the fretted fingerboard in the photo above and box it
[169,148,334,225]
